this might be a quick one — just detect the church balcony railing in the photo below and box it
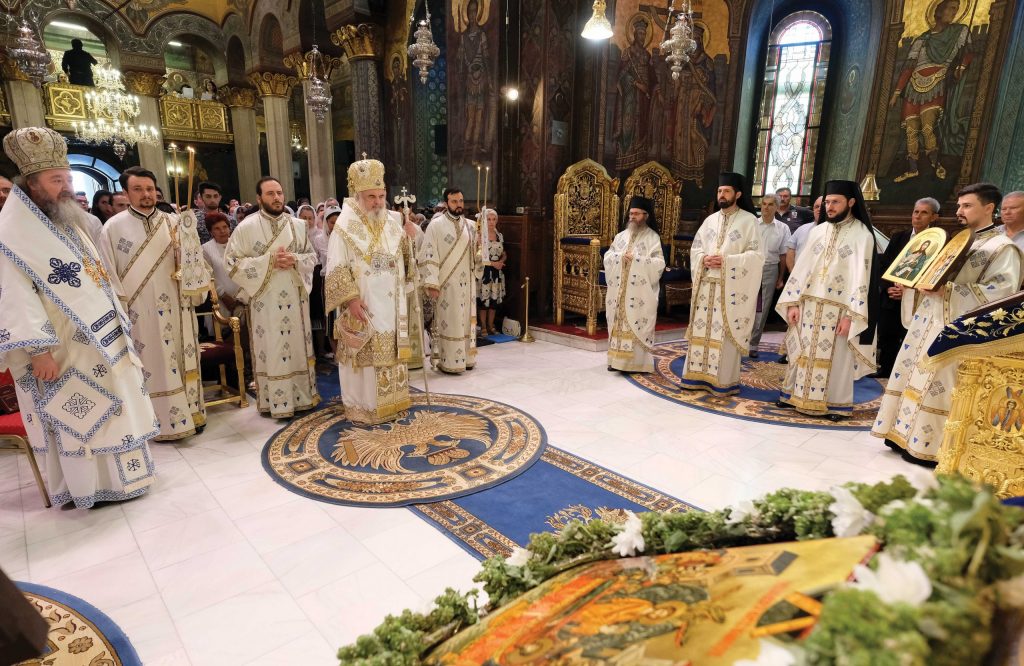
[42,81,91,131]
[158,95,233,144]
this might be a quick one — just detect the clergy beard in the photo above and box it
[718,194,736,209]
[364,206,388,225]
[34,191,83,227]
[826,203,851,223]
[260,201,285,216]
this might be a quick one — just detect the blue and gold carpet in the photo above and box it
[411,447,698,560]
[262,394,547,507]
[276,368,697,555]
[16,582,142,666]
[627,340,884,430]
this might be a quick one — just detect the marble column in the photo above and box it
[332,24,384,161]
[248,72,298,202]
[285,50,342,204]
[0,60,45,128]
[219,86,261,203]
[123,71,170,196]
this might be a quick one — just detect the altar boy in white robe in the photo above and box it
[604,196,665,372]
[99,166,210,441]
[873,182,1023,464]
[776,180,878,421]
[681,172,763,394]
[325,158,414,424]
[225,177,320,418]
[0,127,158,508]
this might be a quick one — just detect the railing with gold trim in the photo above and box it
[42,82,90,131]
[159,96,233,144]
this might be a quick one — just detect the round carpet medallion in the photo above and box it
[262,393,547,507]
[626,341,884,430]
[17,582,142,666]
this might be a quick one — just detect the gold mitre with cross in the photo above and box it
[3,126,70,176]
[347,153,386,195]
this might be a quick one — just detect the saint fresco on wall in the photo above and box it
[871,0,1005,203]
[606,1,730,195]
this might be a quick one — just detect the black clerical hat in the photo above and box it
[626,195,659,232]
[719,172,745,191]
[717,172,756,214]
[823,179,872,227]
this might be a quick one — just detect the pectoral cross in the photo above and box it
[395,186,416,214]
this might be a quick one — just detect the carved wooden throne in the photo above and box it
[553,159,619,335]
[621,161,681,249]
[620,161,691,313]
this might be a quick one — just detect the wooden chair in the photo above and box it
[553,159,620,335]
[198,285,249,409]
[620,161,693,315]
[0,371,50,507]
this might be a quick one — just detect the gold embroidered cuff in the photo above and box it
[325,265,360,312]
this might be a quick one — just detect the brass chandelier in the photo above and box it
[660,0,698,81]
[408,0,440,84]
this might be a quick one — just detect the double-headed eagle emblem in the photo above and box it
[332,411,491,473]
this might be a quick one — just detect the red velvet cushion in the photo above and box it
[0,371,18,415]
[0,412,27,437]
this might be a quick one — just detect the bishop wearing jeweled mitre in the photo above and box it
[0,127,158,508]
[325,157,415,424]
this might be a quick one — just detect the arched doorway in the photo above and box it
[68,152,122,199]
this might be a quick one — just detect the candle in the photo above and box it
[475,165,482,214]
[483,165,490,212]
[169,143,180,209]
[186,146,196,211]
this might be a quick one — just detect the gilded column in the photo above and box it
[332,24,383,161]
[248,72,298,202]
[123,71,169,196]
[0,57,45,128]
[285,50,342,204]
[219,86,261,202]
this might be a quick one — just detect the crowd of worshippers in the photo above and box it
[0,127,501,510]
[607,171,1024,468]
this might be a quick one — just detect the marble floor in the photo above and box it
[0,333,912,665]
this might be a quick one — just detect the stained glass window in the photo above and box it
[752,12,832,198]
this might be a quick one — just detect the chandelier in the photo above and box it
[305,45,333,123]
[408,1,439,84]
[660,0,698,81]
[6,18,51,87]
[86,65,141,120]
[72,120,159,159]
[73,64,157,158]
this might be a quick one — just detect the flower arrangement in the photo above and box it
[336,473,1024,665]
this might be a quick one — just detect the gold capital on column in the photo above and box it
[218,86,258,109]
[330,24,382,61]
[247,72,298,98]
[122,71,166,97]
[284,50,343,81]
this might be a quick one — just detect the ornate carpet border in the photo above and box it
[16,581,142,666]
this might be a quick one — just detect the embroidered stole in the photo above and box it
[438,217,472,289]
[0,187,134,368]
